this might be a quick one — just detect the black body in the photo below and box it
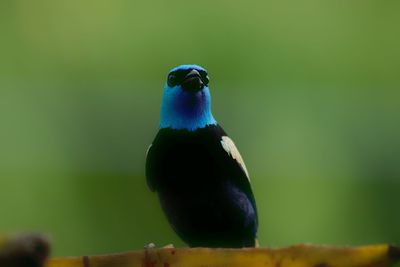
[146,124,258,248]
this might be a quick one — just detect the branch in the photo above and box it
[46,244,400,267]
[2,234,399,267]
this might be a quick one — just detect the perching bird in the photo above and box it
[145,64,258,248]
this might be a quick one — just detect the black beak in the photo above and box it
[181,69,204,92]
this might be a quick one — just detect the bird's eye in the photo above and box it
[203,75,209,85]
[167,74,177,87]
[200,71,209,86]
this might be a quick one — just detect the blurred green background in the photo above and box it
[0,0,399,257]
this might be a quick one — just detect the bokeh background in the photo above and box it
[0,0,399,256]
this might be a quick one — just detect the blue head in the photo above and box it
[160,64,217,131]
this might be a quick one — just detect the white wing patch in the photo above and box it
[146,144,152,158]
[220,136,250,181]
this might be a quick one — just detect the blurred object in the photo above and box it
[45,244,400,267]
[0,234,50,267]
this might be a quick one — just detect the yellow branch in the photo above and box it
[2,235,399,267]
[46,244,400,267]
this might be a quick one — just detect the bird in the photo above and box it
[145,64,258,248]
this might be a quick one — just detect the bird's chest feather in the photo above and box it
[151,127,229,191]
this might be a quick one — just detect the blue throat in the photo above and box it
[160,85,217,131]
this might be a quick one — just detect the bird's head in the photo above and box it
[166,64,209,93]
[160,64,216,131]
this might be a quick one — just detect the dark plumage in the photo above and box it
[146,65,258,248]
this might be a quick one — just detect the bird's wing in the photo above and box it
[219,133,257,209]
[145,144,157,192]
[214,126,258,230]
[220,136,250,181]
